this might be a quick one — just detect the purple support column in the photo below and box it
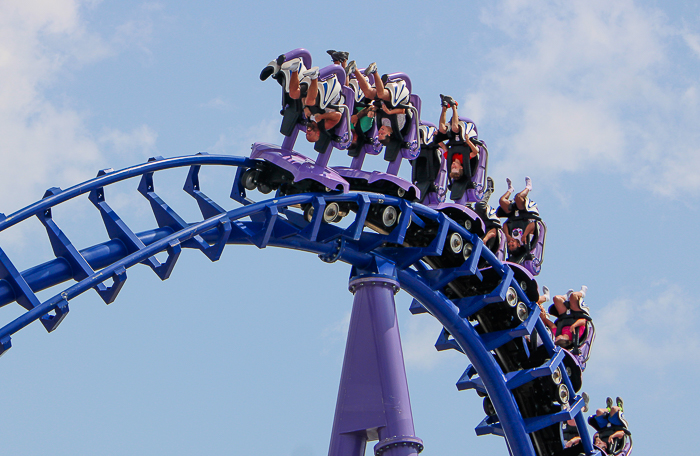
[328,274,423,456]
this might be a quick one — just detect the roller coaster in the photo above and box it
[0,49,630,456]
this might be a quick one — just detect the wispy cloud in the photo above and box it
[402,315,448,370]
[0,1,161,214]
[200,98,232,111]
[210,118,280,155]
[470,0,700,197]
[99,124,158,161]
[593,283,700,381]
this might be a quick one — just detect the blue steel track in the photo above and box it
[0,154,596,456]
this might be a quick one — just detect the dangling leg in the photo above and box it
[567,286,587,312]
[514,176,532,210]
[303,69,320,107]
[352,64,377,100]
[499,178,514,212]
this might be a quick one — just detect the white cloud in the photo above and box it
[0,1,160,214]
[200,98,232,111]
[99,124,158,162]
[593,284,700,380]
[402,315,447,370]
[682,31,700,59]
[472,0,700,197]
[210,118,280,154]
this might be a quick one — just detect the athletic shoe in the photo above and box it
[303,66,320,80]
[525,176,532,190]
[335,51,349,62]
[580,285,588,299]
[582,392,590,413]
[616,396,624,411]
[483,176,494,203]
[281,58,301,73]
[345,60,357,75]
[506,177,514,193]
[327,50,349,62]
[566,289,574,300]
[444,95,457,107]
[606,397,613,411]
[542,285,550,303]
[440,94,448,107]
[364,62,377,76]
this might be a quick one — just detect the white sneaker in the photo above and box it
[541,285,550,302]
[506,177,514,193]
[303,66,320,80]
[281,58,301,73]
[364,62,377,76]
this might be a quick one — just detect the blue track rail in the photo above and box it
[0,154,597,456]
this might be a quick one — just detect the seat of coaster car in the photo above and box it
[346,71,377,158]
[598,427,632,456]
[608,434,632,456]
[346,100,377,158]
[446,120,488,202]
[378,107,413,162]
[279,66,353,155]
[376,74,418,163]
[412,123,442,200]
[447,147,480,201]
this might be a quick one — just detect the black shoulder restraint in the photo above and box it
[377,108,405,162]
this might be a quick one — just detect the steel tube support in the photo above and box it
[328,267,422,456]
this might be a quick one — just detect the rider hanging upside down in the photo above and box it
[497,176,540,264]
[564,397,631,455]
[437,95,479,188]
[282,59,342,144]
[345,61,409,153]
[473,177,502,251]
[544,286,591,349]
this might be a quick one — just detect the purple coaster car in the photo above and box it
[333,70,420,200]
[246,49,353,196]
[445,117,489,205]
[505,220,547,276]
[245,142,349,194]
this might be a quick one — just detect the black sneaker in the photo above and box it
[440,94,448,107]
[327,50,349,62]
[444,95,457,107]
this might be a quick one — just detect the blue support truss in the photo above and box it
[0,153,599,456]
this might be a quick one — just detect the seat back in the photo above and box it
[521,220,546,276]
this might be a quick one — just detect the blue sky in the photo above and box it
[0,0,698,454]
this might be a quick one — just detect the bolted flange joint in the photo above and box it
[319,238,344,264]
[348,276,400,295]
[374,436,424,455]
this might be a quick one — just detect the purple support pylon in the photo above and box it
[328,272,423,456]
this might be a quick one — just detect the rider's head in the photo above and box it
[378,125,393,144]
[305,121,321,142]
[449,158,464,180]
[507,237,522,252]
[593,434,607,451]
